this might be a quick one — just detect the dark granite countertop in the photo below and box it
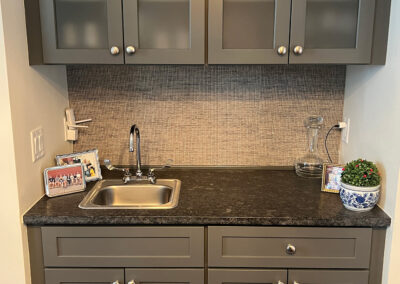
[23,168,391,227]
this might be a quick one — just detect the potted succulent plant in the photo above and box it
[340,159,381,212]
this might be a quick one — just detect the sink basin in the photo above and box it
[79,179,181,209]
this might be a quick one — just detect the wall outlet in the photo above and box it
[341,118,350,144]
[31,127,45,162]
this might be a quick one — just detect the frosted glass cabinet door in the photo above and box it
[208,0,291,64]
[39,0,124,64]
[123,0,205,64]
[290,0,376,64]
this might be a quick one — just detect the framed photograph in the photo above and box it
[321,163,345,193]
[44,164,86,197]
[56,149,102,182]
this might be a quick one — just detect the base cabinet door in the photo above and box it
[289,270,369,284]
[209,269,287,284]
[45,268,124,284]
[126,269,204,284]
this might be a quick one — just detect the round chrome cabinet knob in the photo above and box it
[112,281,120,284]
[128,280,136,284]
[277,281,285,284]
[277,46,287,56]
[286,243,296,255]
[294,281,300,284]
[126,46,136,55]
[110,46,120,55]
[293,45,304,55]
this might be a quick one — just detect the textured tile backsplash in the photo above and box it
[67,65,345,166]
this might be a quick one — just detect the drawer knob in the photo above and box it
[110,46,120,55]
[128,281,136,284]
[294,281,300,284]
[112,281,120,284]
[126,45,136,55]
[278,281,285,284]
[293,45,304,55]
[277,46,287,56]
[286,243,296,255]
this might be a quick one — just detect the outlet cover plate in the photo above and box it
[341,118,350,144]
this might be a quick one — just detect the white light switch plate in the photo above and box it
[31,127,45,162]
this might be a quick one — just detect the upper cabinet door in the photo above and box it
[40,0,124,64]
[289,0,376,64]
[208,0,291,64]
[123,0,205,64]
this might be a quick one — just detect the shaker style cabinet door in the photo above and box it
[125,269,204,284]
[45,268,124,284]
[289,0,376,64]
[288,269,369,284]
[208,0,291,64]
[39,0,124,64]
[123,0,205,64]
[209,269,287,284]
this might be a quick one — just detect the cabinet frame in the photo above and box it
[208,0,291,64]
[123,0,205,64]
[39,0,124,64]
[289,0,376,64]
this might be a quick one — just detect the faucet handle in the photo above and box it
[104,159,130,173]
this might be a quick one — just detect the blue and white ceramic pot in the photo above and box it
[339,182,380,212]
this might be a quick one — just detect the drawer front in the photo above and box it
[289,269,369,284]
[42,226,204,267]
[209,269,287,284]
[126,269,204,284]
[45,268,124,284]
[208,226,372,268]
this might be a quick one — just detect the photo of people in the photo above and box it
[56,149,102,182]
[44,164,86,197]
[321,164,345,193]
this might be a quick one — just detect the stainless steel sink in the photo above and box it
[79,179,181,209]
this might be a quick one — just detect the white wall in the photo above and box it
[341,1,400,283]
[0,2,27,283]
[0,0,72,282]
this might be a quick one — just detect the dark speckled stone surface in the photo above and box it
[23,168,391,227]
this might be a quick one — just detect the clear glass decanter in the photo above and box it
[295,116,324,178]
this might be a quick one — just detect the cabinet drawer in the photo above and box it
[42,226,204,267]
[45,268,124,284]
[126,269,204,284]
[208,226,372,268]
[209,269,287,284]
[289,269,369,284]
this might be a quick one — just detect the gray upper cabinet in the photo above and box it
[25,0,390,64]
[39,0,124,64]
[289,0,376,64]
[123,0,205,64]
[208,0,291,64]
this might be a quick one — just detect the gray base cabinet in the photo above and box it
[289,270,370,284]
[209,269,287,284]
[126,269,204,284]
[45,268,124,284]
[27,226,386,284]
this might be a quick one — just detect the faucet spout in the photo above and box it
[129,124,142,176]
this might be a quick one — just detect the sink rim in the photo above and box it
[79,178,181,209]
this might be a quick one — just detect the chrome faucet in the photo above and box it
[129,124,142,177]
[104,125,170,184]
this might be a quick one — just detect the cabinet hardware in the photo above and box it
[112,281,120,284]
[293,46,303,55]
[294,281,300,284]
[110,46,120,55]
[126,46,136,55]
[277,46,287,56]
[128,280,136,284]
[278,281,285,284]
[286,243,296,255]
